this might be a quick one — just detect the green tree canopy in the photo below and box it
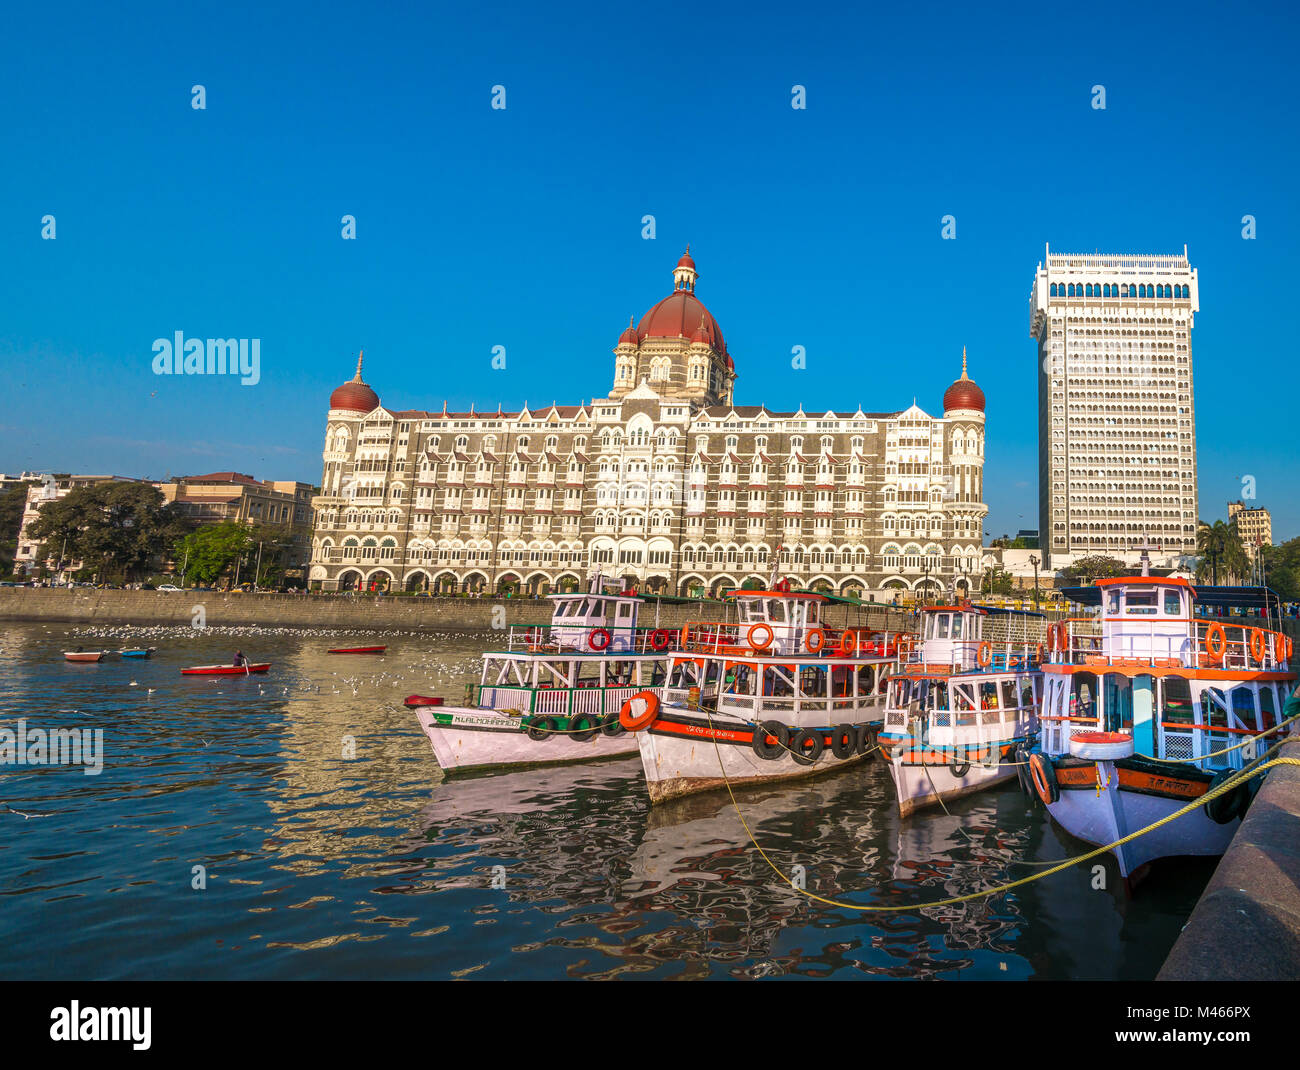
[173,522,253,586]
[1195,519,1251,585]
[1061,555,1129,586]
[1260,537,1300,601]
[0,481,40,575]
[26,482,191,581]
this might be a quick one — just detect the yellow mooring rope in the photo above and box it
[699,701,1299,912]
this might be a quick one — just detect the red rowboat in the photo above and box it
[327,646,387,654]
[64,651,106,663]
[181,663,271,675]
[403,695,444,708]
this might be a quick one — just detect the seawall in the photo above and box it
[0,587,914,634]
[1158,731,1300,980]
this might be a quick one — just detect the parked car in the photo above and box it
[157,584,183,592]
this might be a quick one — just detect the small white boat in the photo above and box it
[878,602,1044,815]
[409,573,671,775]
[63,651,106,663]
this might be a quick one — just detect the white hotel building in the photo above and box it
[1029,245,1200,571]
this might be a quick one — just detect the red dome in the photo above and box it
[617,318,639,346]
[331,353,379,412]
[638,291,725,352]
[331,380,379,413]
[943,376,985,412]
[677,250,696,270]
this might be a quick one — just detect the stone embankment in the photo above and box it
[0,587,913,633]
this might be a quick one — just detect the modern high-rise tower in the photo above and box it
[1029,245,1199,571]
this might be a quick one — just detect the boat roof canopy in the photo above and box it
[1062,583,1284,611]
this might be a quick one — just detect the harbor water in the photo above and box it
[0,622,1213,980]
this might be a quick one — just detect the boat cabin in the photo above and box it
[914,604,987,670]
[729,587,825,655]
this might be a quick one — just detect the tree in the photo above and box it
[1061,555,1129,586]
[173,523,252,587]
[0,481,39,576]
[980,566,1015,595]
[1196,519,1250,585]
[1260,537,1300,602]
[26,482,191,582]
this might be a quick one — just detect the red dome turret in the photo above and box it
[617,316,639,346]
[331,352,379,413]
[943,347,985,413]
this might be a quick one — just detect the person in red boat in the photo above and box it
[233,650,246,667]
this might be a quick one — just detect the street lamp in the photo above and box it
[1028,553,1040,610]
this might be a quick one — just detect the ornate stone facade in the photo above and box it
[308,252,988,598]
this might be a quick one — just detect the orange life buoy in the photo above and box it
[747,622,774,651]
[1053,622,1069,654]
[838,630,859,657]
[976,641,992,667]
[805,627,827,654]
[1249,629,1265,661]
[618,690,660,731]
[1029,753,1059,805]
[1204,623,1227,661]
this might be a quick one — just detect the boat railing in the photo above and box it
[681,620,906,658]
[505,624,675,654]
[1055,618,1291,672]
[901,640,1040,673]
[479,682,647,718]
[665,683,884,720]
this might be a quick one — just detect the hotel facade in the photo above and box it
[1029,245,1200,571]
[308,252,988,598]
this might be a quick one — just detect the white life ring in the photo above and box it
[1068,731,1134,761]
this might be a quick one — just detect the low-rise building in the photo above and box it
[1227,500,1272,559]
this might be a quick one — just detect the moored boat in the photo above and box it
[63,650,106,663]
[621,582,901,803]
[181,663,271,675]
[410,574,672,775]
[120,647,156,658]
[878,603,1044,815]
[327,645,387,654]
[1028,565,1295,881]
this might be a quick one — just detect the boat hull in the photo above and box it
[327,646,387,654]
[180,663,271,675]
[1044,756,1236,878]
[413,705,639,774]
[634,706,882,804]
[883,740,1021,816]
[63,652,104,663]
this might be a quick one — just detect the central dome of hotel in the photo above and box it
[632,248,730,368]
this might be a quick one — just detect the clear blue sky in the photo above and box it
[2,2,1297,542]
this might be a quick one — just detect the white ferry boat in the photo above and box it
[620,583,904,803]
[1028,569,1295,881]
[408,575,676,774]
[878,603,1044,815]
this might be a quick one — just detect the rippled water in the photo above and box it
[0,622,1212,980]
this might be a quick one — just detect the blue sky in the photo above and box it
[2,1,1297,541]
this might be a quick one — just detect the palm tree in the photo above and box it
[1197,519,1251,585]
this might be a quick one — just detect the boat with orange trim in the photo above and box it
[878,602,1045,815]
[1027,561,1295,882]
[620,581,900,803]
[410,573,673,775]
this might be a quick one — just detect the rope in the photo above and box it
[697,699,1300,913]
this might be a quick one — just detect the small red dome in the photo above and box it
[617,320,639,346]
[691,318,712,344]
[942,348,984,412]
[331,353,378,412]
[331,380,379,413]
[677,250,696,271]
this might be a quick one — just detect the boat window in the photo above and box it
[858,665,876,693]
[1001,680,1018,708]
[980,681,999,708]
[1103,674,1133,731]
[808,602,820,624]
[1163,588,1181,616]
[799,666,827,698]
[951,614,963,638]
[589,600,605,618]
[929,681,949,710]
[616,601,633,620]
[1106,590,1121,615]
[1230,686,1257,728]
[890,678,909,706]
[935,614,950,639]
[1260,685,1277,726]
[1125,589,1157,615]
[764,666,795,697]
[953,685,975,711]
[767,599,787,623]
[1070,673,1099,721]
[1160,675,1193,722]
[648,661,668,687]
[737,600,754,623]
[1020,680,1035,708]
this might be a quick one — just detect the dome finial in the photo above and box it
[354,349,365,382]
[961,345,968,380]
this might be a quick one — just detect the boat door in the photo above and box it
[608,596,639,653]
